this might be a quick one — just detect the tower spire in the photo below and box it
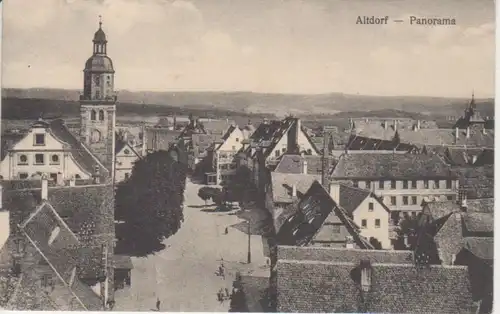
[99,15,102,29]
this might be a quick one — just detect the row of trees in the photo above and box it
[115,151,187,257]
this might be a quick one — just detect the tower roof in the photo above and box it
[93,17,107,43]
[84,55,114,73]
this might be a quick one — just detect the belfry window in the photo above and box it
[99,110,105,121]
[91,110,97,121]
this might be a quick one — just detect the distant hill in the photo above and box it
[2,87,494,119]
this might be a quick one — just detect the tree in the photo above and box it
[394,214,421,250]
[115,151,187,256]
[369,237,383,250]
[198,187,212,205]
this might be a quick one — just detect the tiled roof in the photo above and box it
[277,181,372,249]
[463,198,494,213]
[443,147,484,166]
[277,259,474,313]
[354,127,494,148]
[278,246,413,264]
[423,201,457,221]
[331,152,454,179]
[240,275,269,312]
[274,154,329,175]
[453,166,494,199]
[462,213,493,233]
[338,184,370,214]
[145,127,181,151]
[49,119,109,178]
[345,135,418,152]
[1,132,25,160]
[270,172,320,203]
[474,148,494,166]
[202,120,234,135]
[463,237,493,261]
[191,133,220,158]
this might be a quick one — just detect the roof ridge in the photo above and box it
[278,245,412,254]
[278,259,469,269]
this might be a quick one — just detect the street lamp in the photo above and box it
[247,220,251,264]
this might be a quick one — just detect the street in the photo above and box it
[113,178,270,311]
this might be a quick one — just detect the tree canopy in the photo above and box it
[115,151,187,256]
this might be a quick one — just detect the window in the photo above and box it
[75,174,81,179]
[411,196,418,205]
[403,180,408,189]
[424,180,429,189]
[368,202,374,211]
[34,134,45,146]
[18,154,28,165]
[41,274,54,289]
[91,110,97,120]
[403,196,409,205]
[391,180,396,189]
[411,180,417,189]
[236,138,239,142]
[99,110,104,121]
[275,150,280,157]
[375,219,381,228]
[282,147,286,153]
[353,181,359,188]
[19,172,29,179]
[379,180,384,189]
[447,195,453,201]
[124,149,130,155]
[365,181,371,189]
[391,196,397,205]
[232,146,236,151]
[434,180,440,189]
[35,154,45,165]
[361,219,367,228]
[50,173,57,181]
[124,173,130,180]
[51,154,59,164]
[446,180,452,189]
[95,90,100,99]
[411,212,417,218]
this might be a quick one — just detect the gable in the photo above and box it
[10,129,66,151]
[116,142,140,158]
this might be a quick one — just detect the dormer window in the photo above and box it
[48,226,61,246]
[34,134,45,146]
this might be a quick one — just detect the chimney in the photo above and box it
[417,120,421,130]
[329,182,340,203]
[349,118,353,130]
[302,159,308,174]
[394,120,398,131]
[93,166,101,184]
[295,118,301,148]
[345,235,354,249]
[451,254,456,265]
[482,127,486,135]
[383,120,388,130]
[472,155,478,165]
[41,175,48,200]
[291,184,297,198]
[461,195,468,211]
[466,127,470,139]
[403,235,409,248]
[141,125,147,156]
[69,175,76,187]
[173,114,177,130]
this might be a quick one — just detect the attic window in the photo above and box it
[34,134,45,146]
[124,149,130,155]
[48,226,61,246]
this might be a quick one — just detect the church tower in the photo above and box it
[80,17,116,175]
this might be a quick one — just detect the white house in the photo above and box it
[329,182,392,249]
[0,119,105,182]
[114,138,141,183]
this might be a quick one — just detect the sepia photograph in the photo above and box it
[0,0,495,312]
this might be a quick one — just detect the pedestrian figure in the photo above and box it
[225,227,229,234]
[225,288,230,298]
[156,297,161,311]
[217,290,224,304]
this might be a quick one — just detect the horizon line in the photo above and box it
[1,86,493,100]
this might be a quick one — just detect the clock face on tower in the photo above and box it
[94,75,100,86]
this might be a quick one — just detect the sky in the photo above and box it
[2,0,495,97]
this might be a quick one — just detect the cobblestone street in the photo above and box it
[113,179,270,311]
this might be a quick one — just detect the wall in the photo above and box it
[353,196,391,249]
